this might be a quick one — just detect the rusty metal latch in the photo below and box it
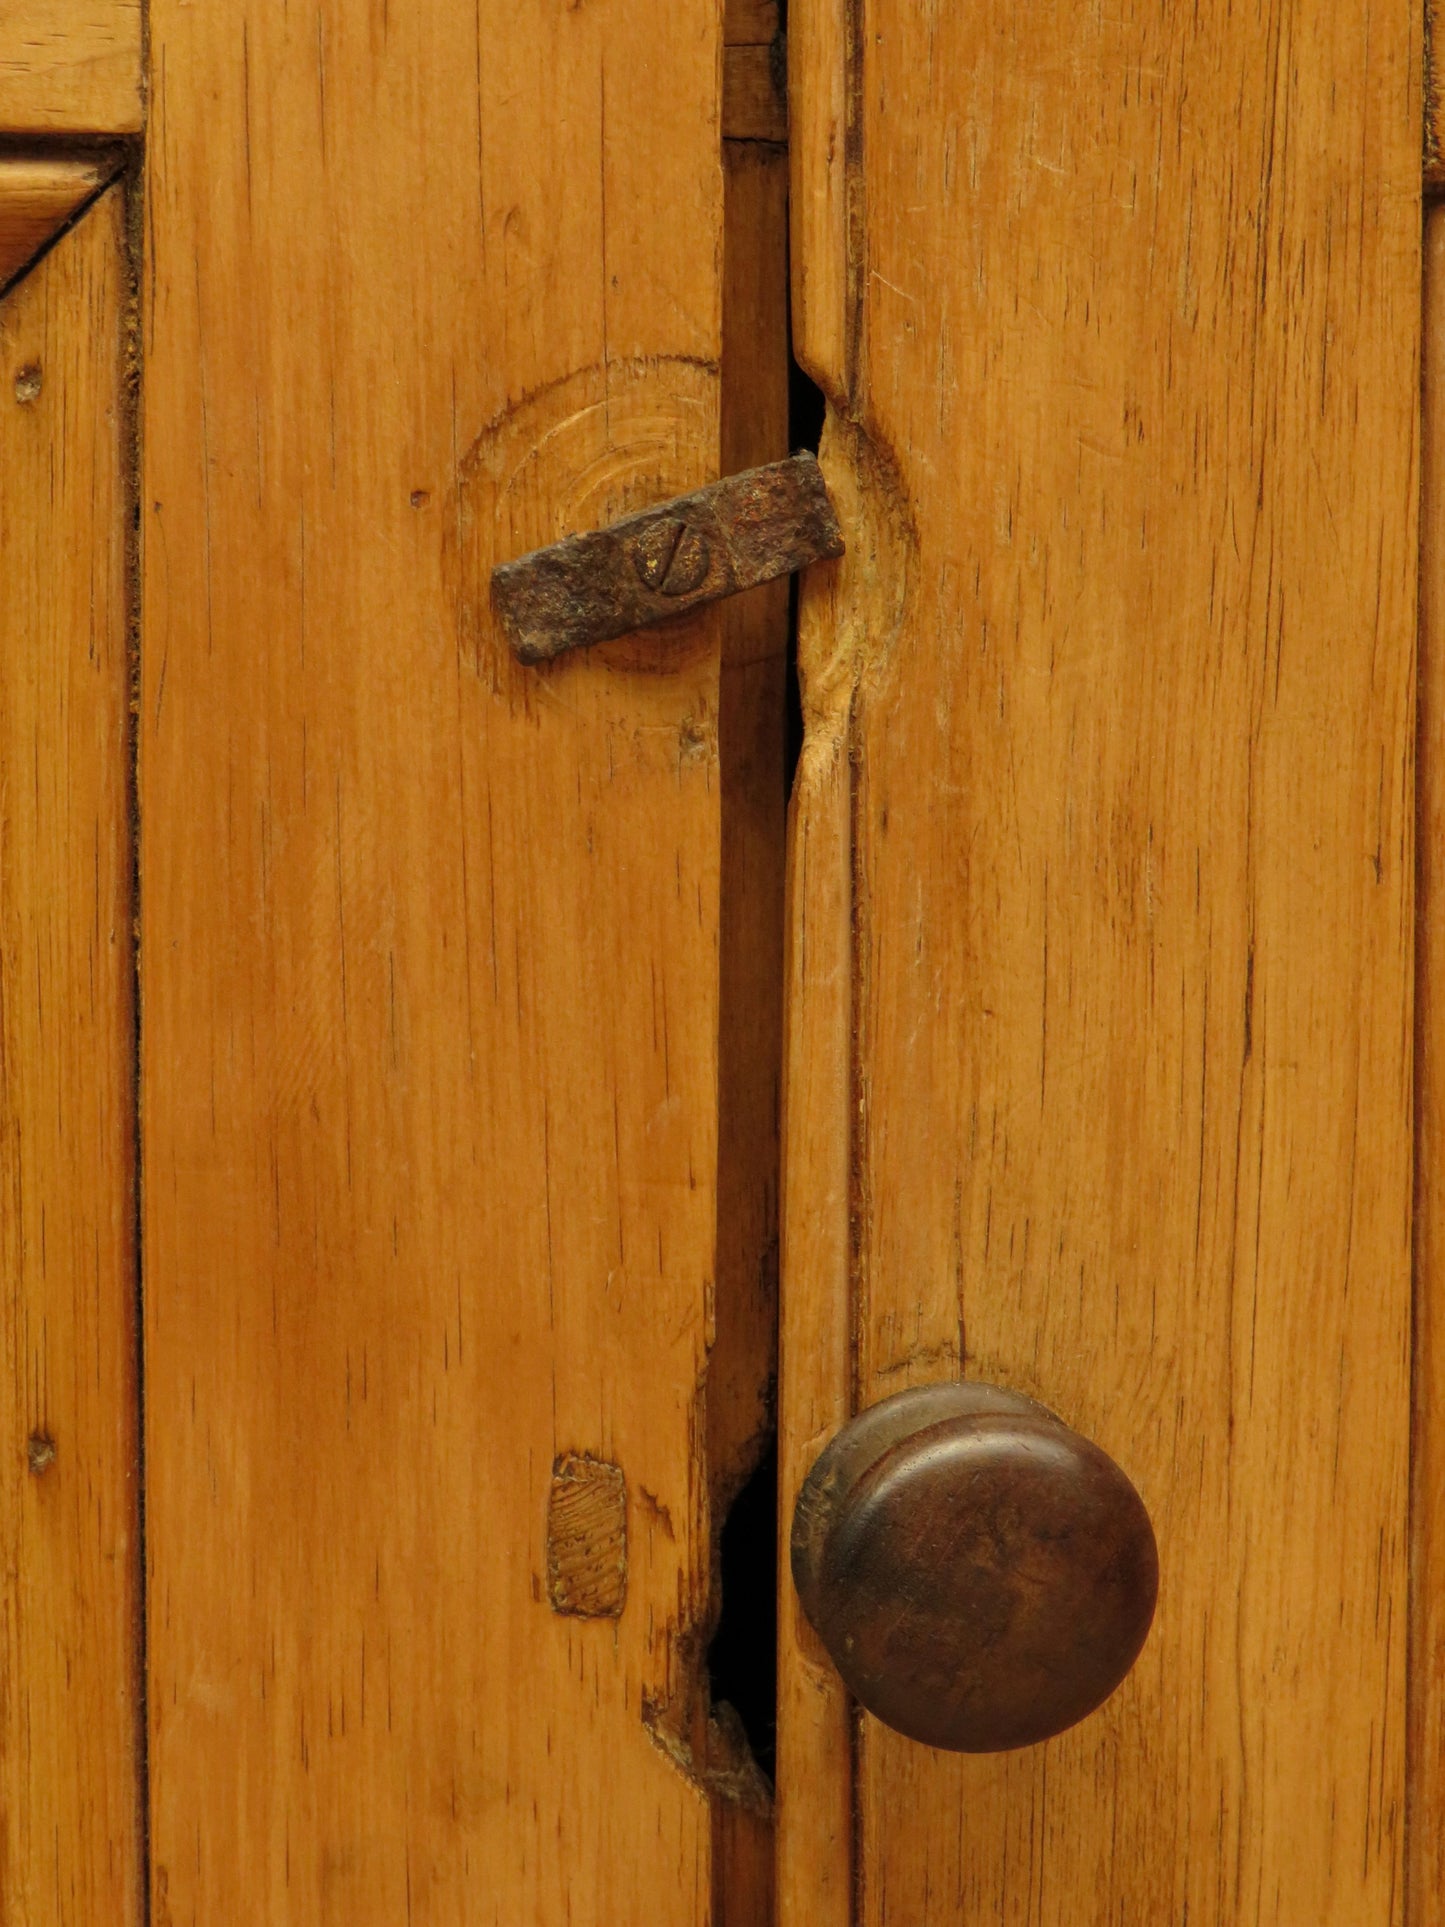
[491,451,844,663]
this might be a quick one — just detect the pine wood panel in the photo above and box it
[0,155,110,293]
[775,559,853,1927]
[788,0,1420,1919]
[0,2,140,134]
[0,184,142,1926]
[789,0,849,393]
[140,3,774,1920]
[1415,202,1445,1924]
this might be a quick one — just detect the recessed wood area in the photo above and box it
[0,155,110,291]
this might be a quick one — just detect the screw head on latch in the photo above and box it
[630,519,713,597]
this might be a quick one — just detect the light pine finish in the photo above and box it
[0,1,140,134]
[0,185,143,1926]
[0,155,110,291]
[775,545,853,1927]
[789,0,849,392]
[1416,202,1445,1924]
[787,1,1420,1921]
[140,1,781,1920]
[776,16,858,1922]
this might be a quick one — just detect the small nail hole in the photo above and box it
[410,488,431,509]
[14,365,42,405]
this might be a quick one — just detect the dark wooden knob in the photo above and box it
[791,1383,1158,1752]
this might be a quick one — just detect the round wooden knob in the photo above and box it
[791,1383,1158,1752]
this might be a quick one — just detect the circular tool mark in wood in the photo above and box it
[450,356,720,682]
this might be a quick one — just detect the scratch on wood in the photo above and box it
[546,1454,628,1617]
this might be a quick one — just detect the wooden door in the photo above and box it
[781,1,1428,1923]
[3,3,786,1922]
[0,1,1441,1922]
[136,1,789,1922]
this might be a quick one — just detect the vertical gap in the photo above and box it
[1412,193,1445,1927]
[706,1439,780,1781]
[712,0,836,1897]
[121,142,152,1927]
[711,109,790,1920]
[785,353,827,801]
[842,2,867,1917]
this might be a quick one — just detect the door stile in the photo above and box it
[1414,187,1445,1926]
[0,173,144,1927]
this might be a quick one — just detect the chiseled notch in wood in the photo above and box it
[546,1455,629,1618]
[0,156,111,293]
[0,1,142,134]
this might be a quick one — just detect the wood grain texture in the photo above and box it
[1415,202,1445,1924]
[140,3,777,1921]
[0,154,109,292]
[788,0,1420,1919]
[0,184,142,1926]
[0,1,141,134]
[788,0,849,391]
[775,502,854,1927]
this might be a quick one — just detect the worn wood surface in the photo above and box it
[789,0,848,393]
[775,477,854,1927]
[1415,202,1445,1924]
[0,154,110,292]
[790,0,1420,1920]
[0,184,142,1927]
[0,1,141,133]
[141,2,784,1919]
